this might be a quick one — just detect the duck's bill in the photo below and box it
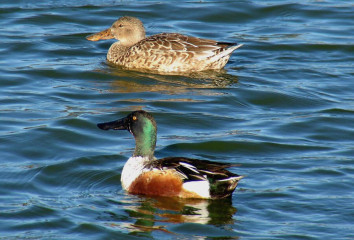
[97,117,128,131]
[86,28,114,41]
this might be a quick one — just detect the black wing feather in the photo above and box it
[151,157,240,182]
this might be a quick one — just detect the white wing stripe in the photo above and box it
[179,162,200,174]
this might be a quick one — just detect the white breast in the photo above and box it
[121,156,150,191]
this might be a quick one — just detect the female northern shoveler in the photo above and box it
[97,110,243,199]
[87,16,243,73]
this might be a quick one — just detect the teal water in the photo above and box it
[1,1,353,239]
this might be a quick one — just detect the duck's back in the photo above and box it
[109,33,241,73]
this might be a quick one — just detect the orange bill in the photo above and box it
[86,28,114,41]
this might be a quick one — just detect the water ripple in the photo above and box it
[1,1,353,239]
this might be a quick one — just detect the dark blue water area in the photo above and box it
[0,0,353,239]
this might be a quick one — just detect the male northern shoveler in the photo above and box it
[97,110,243,199]
[87,16,243,73]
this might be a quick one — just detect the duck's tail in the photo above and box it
[210,175,244,199]
[209,43,243,63]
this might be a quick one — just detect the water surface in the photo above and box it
[1,1,353,239]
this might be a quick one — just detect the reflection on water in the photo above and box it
[94,66,238,95]
[109,195,237,235]
[2,0,353,238]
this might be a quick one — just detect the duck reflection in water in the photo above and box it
[92,66,239,97]
[107,195,238,235]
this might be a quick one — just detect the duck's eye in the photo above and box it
[132,116,137,121]
[118,24,123,28]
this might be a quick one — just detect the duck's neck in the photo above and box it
[119,32,145,47]
[133,137,155,160]
[133,124,157,160]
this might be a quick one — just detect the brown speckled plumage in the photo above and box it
[87,16,243,73]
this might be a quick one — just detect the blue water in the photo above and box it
[1,1,353,239]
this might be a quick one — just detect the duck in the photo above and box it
[97,110,243,199]
[87,16,243,73]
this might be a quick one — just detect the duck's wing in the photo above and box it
[151,157,243,198]
[152,157,237,180]
[132,33,240,60]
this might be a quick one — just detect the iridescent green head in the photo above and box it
[97,110,157,159]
